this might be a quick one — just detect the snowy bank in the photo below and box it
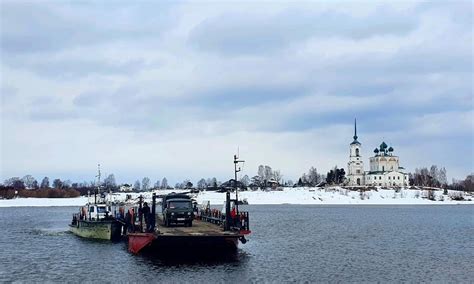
[0,196,89,207]
[0,188,472,207]
[194,188,474,205]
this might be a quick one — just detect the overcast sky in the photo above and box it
[1,1,472,185]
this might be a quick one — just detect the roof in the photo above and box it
[350,140,361,145]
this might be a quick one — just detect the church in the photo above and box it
[347,120,409,187]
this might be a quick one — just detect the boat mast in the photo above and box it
[96,163,101,204]
[233,153,244,214]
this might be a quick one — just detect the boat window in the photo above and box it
[169,201,191,209]
[90,207,94,212]
[97,207,107,213]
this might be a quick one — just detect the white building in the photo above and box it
[347,120,409,187]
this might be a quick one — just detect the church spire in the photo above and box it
[353,118,358,141]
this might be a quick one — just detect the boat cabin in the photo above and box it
[87,204,112,220]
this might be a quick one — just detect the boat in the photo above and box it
[127,154,251,254]
[69,164,123,240]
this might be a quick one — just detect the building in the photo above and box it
[347,119,409,187]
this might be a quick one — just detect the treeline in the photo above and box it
[0,187,80,199]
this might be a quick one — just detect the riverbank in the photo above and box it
[0,187,472,207]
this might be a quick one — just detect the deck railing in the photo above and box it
[197,209,249,232]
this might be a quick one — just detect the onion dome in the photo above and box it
[388,146,394,152]
[380,141,387,151]
[374,148,379,153]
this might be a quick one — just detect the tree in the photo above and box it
[104,174,116,190]
[133,180,141,191]
[462,173,474,192]
[4,177,25,190]
[154,180,161,189]
[251,175,262,187]
[264,166,273,181]
[22,175,37,190]
[161,177,168,189]
[40,177,50,189]
[197,178,207,190]
[142,177,150,191]
[185,181,193,189]
[52,179,63,189]
[31,180,39,190]
[273,170,283,184]
[211,177,218,188]
[326,166,345,185]
[63,180,71,189]
[240,175,250,187]
[438,167,447,187]
[258,165,265,180]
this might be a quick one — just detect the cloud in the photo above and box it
[189,6,419,55]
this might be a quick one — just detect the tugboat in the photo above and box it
[127,154,251,254]
[69,164,123,240]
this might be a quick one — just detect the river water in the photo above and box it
[0,205,472,282]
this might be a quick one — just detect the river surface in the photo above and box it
[0,205,472,282]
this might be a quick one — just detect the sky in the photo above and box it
[0,0,473,185]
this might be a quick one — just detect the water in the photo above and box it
[0,205,472,282]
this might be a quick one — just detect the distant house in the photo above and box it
[119,184,132,192]
[267,178,279,189]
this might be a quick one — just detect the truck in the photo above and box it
[162,193,194,227]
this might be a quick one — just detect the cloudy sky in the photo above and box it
[1,1,472,185]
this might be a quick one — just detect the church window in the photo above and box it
[356,170,360,174]
[356,148,359,156]
[398,176,400,180]
[379,176,382,180]
[382,166,385,172]
[388,176,391,180]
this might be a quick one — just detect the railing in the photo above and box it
[197,208,250,232]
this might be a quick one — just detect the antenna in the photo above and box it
[96,163,101,202]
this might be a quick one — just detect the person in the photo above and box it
[126,208,135,233]
[142,202,151,232]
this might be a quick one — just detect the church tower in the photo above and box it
[347,119,365,186]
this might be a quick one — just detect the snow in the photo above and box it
[0,188,472,207]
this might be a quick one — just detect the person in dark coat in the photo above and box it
[142,202,151,232]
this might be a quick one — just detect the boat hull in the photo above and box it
[69,220,122,240]
[128,232,240,255]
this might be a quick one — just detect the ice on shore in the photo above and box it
[0,187,472,207]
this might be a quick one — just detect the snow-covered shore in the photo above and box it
[0,187,472,207]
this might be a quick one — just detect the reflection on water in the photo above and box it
[0,205,473,282]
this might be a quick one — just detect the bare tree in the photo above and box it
[104,174,116,190]
[154,180,161,189]
[240,175,250,187]
[133,180,141,191]
[197,178,207,190]
[258,165,265,180]
[40,177,50,189]
[161,177,168,189]
[142,177,150,191]
[273,170,283,184]
[22,175,37,190]
[52,179,63,189]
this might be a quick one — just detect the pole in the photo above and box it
[151,193,156,232]
[138,195,143,232]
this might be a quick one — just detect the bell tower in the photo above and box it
[347,119,365,186]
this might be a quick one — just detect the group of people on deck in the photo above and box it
[121,202,153,234]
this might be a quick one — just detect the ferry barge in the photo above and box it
[127,155,251,254]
